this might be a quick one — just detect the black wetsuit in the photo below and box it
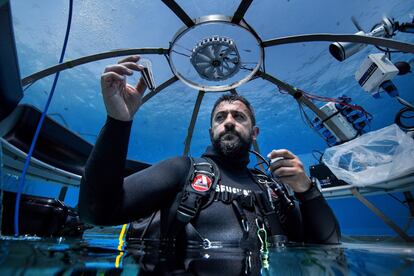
[79,117,341,247]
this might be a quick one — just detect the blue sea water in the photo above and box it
[0,234,413,275]
[1,1,414,273]
[6,0,414,238]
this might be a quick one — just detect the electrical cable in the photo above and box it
[254,161,268,172]
[297,101,317,131]
[174,42,193,53]
[297,100,358,146]
[397,96,414,109]
[374,45,402,54]
[249,150,268,166]
[277,85,373,119]
[278,85,373,146]
[301,89,373,129]
[13,0,73,236]
[240,66,254,71]
[249,150,295,210]
[303,91,371,116]
[171,49,190,58]
[395,96,414,131]
[395,107,414,130]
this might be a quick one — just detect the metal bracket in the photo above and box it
[351,187,414,242]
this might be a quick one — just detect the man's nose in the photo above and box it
[223,114,236,129]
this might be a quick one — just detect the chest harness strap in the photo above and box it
[165,157,220,239]
[165,158,294,246]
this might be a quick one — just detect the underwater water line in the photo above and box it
[14,0,73,236]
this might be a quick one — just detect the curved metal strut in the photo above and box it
[262,33,414,53]
[22,48,168,86]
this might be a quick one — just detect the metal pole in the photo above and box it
[351,188,413,242]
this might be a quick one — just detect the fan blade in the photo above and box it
[196,62,211,69]
[227,57,239,64]
[221,48,232,57]
[213,44,222,58]
[216,66,224,77]
[196,52,212,62]
[204,66,215,78]
[205,45,215,59]
[222,61,231,70]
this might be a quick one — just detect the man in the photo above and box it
[79,55,340,248]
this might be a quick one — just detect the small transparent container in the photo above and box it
[138,58,156,90]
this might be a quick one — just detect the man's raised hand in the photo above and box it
[100,55,147,121]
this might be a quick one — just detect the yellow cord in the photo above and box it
[115,224,128,268]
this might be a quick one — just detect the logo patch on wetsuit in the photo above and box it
[191,174,212,192]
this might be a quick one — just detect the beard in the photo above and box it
[211,129,253,158]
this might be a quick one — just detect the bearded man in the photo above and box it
[79,56,340,248]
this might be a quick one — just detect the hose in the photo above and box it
[14,0,73,236]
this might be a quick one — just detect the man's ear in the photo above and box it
[252,126,259,140]
[209,128,213,139]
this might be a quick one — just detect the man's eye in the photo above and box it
[234,113,246,121]
[215,114,224,122]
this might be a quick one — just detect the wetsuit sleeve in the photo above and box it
[294,185,341,244]
[79,116,190,226]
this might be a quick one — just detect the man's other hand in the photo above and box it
[267,149,311,193]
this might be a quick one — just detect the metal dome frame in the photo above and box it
[20,0,414,156]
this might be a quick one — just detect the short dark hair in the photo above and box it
[210,94,256,126]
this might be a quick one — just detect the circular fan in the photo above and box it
[190,36,241,81]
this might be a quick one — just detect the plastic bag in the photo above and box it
[322,124,414,186]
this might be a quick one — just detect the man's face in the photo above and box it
[210,100,259,158]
